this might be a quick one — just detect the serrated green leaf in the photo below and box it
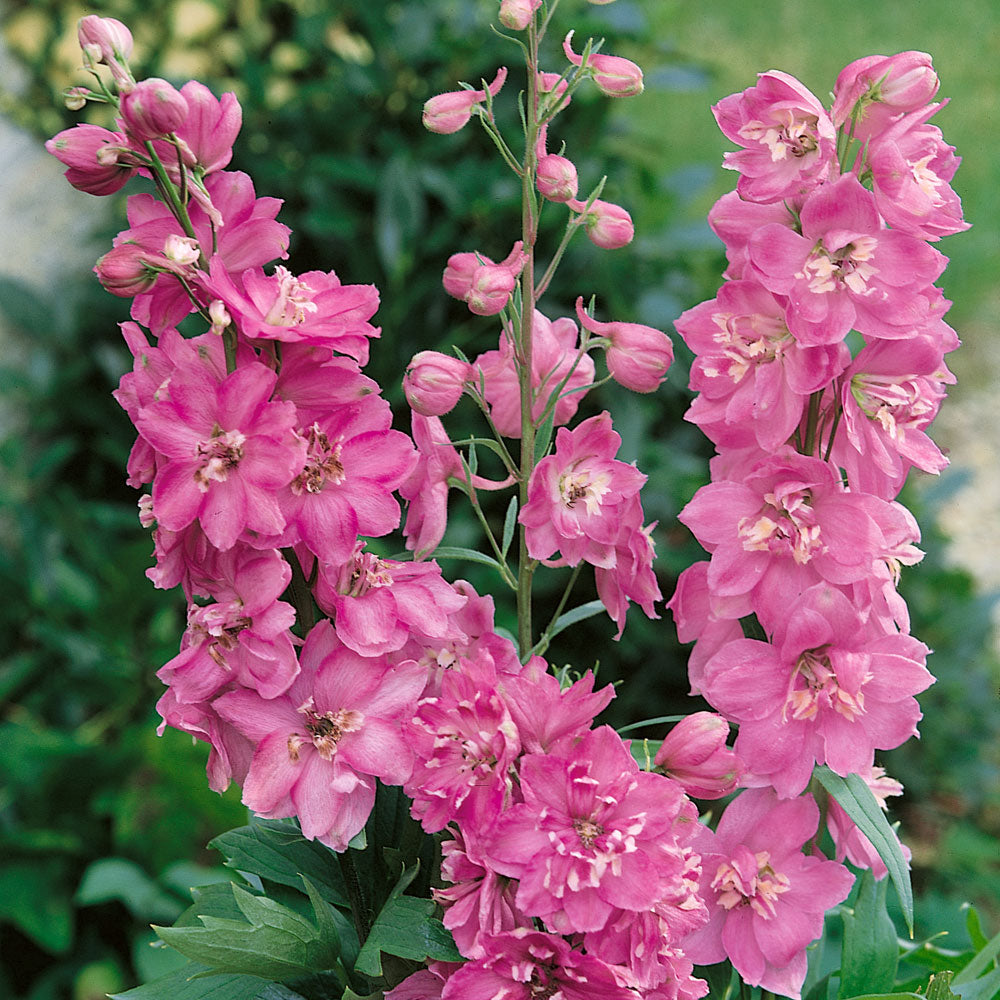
[500,495,518,561]
[430,546,504,571]
[208,823,348,907]
[840,869,898,997]
[814,766,913,934]
[109,961,280,1000]
[154,883,341,980]
[353,896,462,977]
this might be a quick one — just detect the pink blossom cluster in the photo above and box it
[667,52,965,996]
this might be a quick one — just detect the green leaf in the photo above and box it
[0,859,74,953]
[546,600,606,641]
[534,407,556,464]
[926,972,960,1000]
[952,966,1000,1000]
[628,738,662,771]
[814,766,913,934]
[154,883,341,980]
[965,906,989,952]
[109,961,298,999]
[353,896,462,977]
[617,714,688,735]
[952,927,1000,985]
[839,869,899,997]
[75,857,185,923]
[208,822,348,908]
[500,495,518,561]
[429,546,505,572]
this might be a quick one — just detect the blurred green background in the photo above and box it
[1,1,997,997]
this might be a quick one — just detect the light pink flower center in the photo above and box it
[783,647,869,722]
[799,236,879,295]
[264,265,319,326]
[292,423,346,494]
[851,373,936,441]
[288,696,363,761]
[706,309,791,383]
[187,600,251,662]
[712,847,790,919]
[338,547,393,598]
[910,154,945,205]
[559,467,611,516]
[194,426,246,491]
[739,109,819,162]
[737,484,824,565]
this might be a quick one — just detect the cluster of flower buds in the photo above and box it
[667,52,965,997]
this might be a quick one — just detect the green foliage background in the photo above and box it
[0,1,997,997]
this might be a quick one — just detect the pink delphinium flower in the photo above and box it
[215,621,427,849]
[562,31,644,98]
[681,789,854,999]
[489,725,700,934]
[404,351,473,416]
[441,928,635,1000]
[712,71,837,204]
[520,412,646,568]
[475,308,595,438]
[567,197,635,249]
[423,67,508,134]
[749,174,946,346]
[701,583,933,797]
[45,123,137,195]
[119,77,190,141]
[406,655,521,833]
[675,279,849,452]
[136,359,304,550]
[708,191,799,280]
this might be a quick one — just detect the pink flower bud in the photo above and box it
[575,297,673,392]
[64,87,91,111]
[77,15,133,64]
[443,251,489,300]
[569,198,634,249]
[833,51,938,130]
[45,124,135,195]
[163,235,201,265]
[95,244,159,297]
[120,78,190,140]
[498,0,541,30]
[208,299,232,336]
[563,31,643,98]
[404,351,473,416]
[466,263,517,316]
[537,153,578,202]
[423,67,508,134]
[654,711,742,799]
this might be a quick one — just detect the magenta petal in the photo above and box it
[242,729,305,813]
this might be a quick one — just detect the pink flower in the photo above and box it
[520,412,647,568]
[136,359,304,550]
[406,656,521,833]
[750,174,946,346]
[215,620,427,850]
[423,67,508,134]
[489,726,699,934]
[404,351,473,416]
[707,191,798,280]
[442,242,524,317]
[563,31,644,98]
[167,81,242,175]
[701,584,933,797]
[712,71,837,204]
[576,296,673,393]
[536,153,578,202]
[675,279,848,451]
[77,14,132,64]
[655,712,742,800]
[681,789,854,999]
[498,0,541,31]
[441,928,635,1000]
[594,502,662,637]
[475,308,595,438]
[94,243,161,296]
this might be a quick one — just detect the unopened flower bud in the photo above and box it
[575,297,673,392]
[467,263,517,316]
[45,123,135,195]
[77,15,133,64]
[537,153,578,202]
[120,77,190,140]
[569,197,634,249]
[563,30,643,98]
[423,67,508,134]
[833,51,938,134]
[163,234,201,265]
[499,0,541,30]
[208,299,231,336]
[404,351,473,416]
[95,244,159,297]
[64,86,91,111]
[654,712,741,799]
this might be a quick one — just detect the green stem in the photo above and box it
[282,547,317,633]
[337,848,373,945]
[516,20,542,659]
[801,389,823,457]
[459,458,518,589]
[530,563,582,659]
[143,140,197,240]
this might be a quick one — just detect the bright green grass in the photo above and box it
[620,0,1000,384]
